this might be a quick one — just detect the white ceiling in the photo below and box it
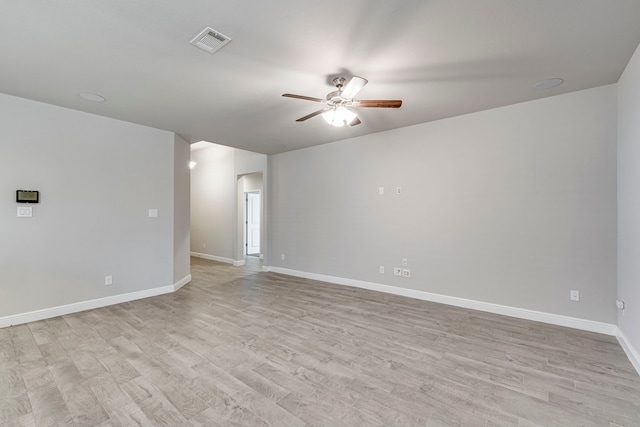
[2,1,640,155]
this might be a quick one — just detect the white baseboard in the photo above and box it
[0,284,175,329]
[1,274,194,329]
[268,267,618,336]
[174,274,192,291]
[191,251,244,266]
[617,330,640,376]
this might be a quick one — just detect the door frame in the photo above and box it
[244,190,261,256]
[235,172,265,265]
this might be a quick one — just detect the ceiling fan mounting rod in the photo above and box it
[332,77,346,90]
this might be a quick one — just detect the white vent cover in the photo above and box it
[190,27,231,54]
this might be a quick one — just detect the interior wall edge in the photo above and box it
[268,266,618,337]
[617,329,640,376]
[174,274,192,291]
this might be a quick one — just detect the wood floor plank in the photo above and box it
[0,256,638,426]
[59,382,110,426]
[27,384,74,427]
[88,373,136,417]
[276,391,357,427]
[229,365,290,402]
[96,402,155,427]
[0,394,32,425]
[136,392,191,426]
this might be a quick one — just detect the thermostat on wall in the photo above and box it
[16,190,39,203]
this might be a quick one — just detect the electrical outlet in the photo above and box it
[393,267,402,276]
[105,275,113,286]
[379,187,384,195]
[402,269,411,278]
[281,254,285,260]
[379,266,385,274]
[570,290,580,301]
[616,299,625,310]
[402,258,408,267]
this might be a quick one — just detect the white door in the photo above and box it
[246,192,260,255]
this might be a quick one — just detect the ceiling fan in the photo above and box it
[282,76,402,127]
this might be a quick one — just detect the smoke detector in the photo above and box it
[190,27,231,54]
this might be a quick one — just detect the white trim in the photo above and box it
[0,285,174,329]
[268,267,617,336]
[617,329,640,376]
[191,251,235,265]
[174,274,192,291]
[190,252,246,267]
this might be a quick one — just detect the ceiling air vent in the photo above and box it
[190,27,231,54]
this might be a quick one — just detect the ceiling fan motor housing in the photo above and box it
[326,91,344,104]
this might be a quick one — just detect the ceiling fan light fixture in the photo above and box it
[323,106,357,127]
[322,108,338,126]
[284,75,400,125]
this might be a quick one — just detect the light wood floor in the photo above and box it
[1,257,639,426]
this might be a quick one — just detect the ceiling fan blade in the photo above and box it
[296,108,331,122]
[282,93,325,103]
[349,117,361,126]
[340,76,368,99]
[355,100,402,108]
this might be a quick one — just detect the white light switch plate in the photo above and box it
[17,206,32,217]
[148,209,158,218]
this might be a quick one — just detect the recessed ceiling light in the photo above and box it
[533,78,564,90]
[79,92,106,102]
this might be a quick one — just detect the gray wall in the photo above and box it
[0,93,181,317]
[618,44,640,354]
[270,85,617,323]
[242,173,263,193]
[190,143,267,263]
[190,144,236,260]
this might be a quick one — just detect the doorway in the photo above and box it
[245,191,261,256]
